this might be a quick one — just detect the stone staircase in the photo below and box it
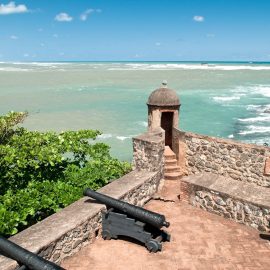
[164,146,181,180]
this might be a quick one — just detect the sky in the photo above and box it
[1,0,270,61]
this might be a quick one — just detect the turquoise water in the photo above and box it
[0,61,270,161]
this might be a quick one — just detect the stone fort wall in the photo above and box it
[172,128,270,187]
[0,130,165,270]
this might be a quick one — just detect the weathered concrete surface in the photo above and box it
[181,173,270,231]
[61,181,270,270]
[173,129,270,187]
[0,170,161,270]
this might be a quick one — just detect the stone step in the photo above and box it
[165,165,181,173]
[165,159,177,166]
[164,153,176,160]
[164,172,182,180]
[164,145,174,153]
[164,146,176,160]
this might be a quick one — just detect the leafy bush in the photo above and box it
[0,111,28,143]
[0,111,131,237]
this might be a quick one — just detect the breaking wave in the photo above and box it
[238,115,270,123]
[249,85,270,97]
[246,104,270,113]
[2,62,270,73]
[116,136,132,141]
[108,63,270,71]
[238,126,270,135]
[97,134,134,141]
[0,67,32,72]
[212,96,241,102]
[212,84,270,106]
[97,133,113,139]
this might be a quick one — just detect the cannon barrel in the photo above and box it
[0,236,65,270]
[83,188,170,229]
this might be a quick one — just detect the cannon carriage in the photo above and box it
[83,188,171,252]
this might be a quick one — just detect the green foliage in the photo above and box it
[0,111,132,237]
[0,111,28,143]
[0,128,110,193]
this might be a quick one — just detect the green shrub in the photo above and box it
[0,111,132,237]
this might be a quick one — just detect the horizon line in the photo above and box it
[1,60,270,64]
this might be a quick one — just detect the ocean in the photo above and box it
[0,61,270,161]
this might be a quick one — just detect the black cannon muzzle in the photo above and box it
[83,188,170,229]
[0,236,65,270]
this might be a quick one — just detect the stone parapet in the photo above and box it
[132,128,165,177]
[181,173,270,232]
[0,170,161,270]
[173,128,270,187]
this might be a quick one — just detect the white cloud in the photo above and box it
[80,8,102,21]
[55,12,73,22]
[10,35,18,39]
[80,9,94,21]
[0,2,28,15]
[193,15,204,22]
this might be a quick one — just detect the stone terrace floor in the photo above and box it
[61,181,270,270]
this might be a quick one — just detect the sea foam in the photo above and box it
[0,67,31,72]
[250,85,270,97]
[233,84,270,98]
[97,134,113,139]
[238,115,270,123]
[212,96,241,102]
[116,136,130,141]
[239,125,270,135]
[108,63,270,71]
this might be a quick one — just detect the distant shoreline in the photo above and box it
[1,60,270,65]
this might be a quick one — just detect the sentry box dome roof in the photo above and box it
[147,81,180,107]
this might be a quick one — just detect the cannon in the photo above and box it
[0,236,65,270]
[83,188,170,252]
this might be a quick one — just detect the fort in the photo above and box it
[1,82,270,269]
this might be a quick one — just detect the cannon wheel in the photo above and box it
[102,230,112,240]
[146,240,159,253]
